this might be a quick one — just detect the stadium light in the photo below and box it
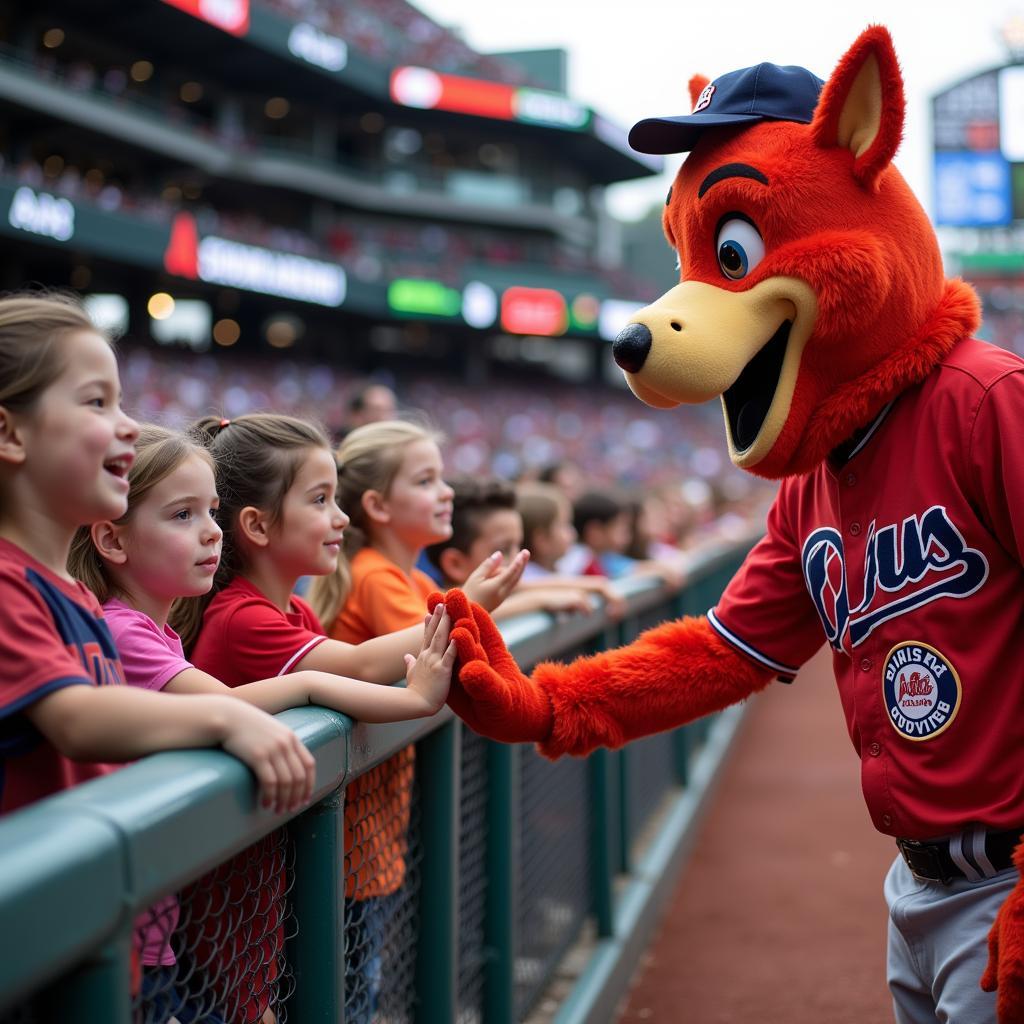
[180,82,203,103]
[42,28,64,49]
[84,294,129,337]
[131,61,154,83]
[213,318,240,346]
[264,97,290,120]
[265,316,302,348]
[147,293,176,320]
[462,281,497,329]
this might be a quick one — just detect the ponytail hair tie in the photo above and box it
[218,418,231,429]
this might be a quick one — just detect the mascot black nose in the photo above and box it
[613,322,653,373]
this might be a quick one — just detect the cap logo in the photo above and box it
[693,84,715,114]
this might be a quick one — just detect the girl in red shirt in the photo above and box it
[172,413,523,1022]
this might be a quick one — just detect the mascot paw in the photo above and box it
[981,844,1024,1023]
[429,589,552,743]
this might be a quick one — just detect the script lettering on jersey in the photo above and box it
[801,505,988,651]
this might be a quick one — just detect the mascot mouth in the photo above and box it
[723,319,792,452]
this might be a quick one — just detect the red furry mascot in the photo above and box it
[432,26,1024,1024]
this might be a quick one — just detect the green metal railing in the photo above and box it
[0,536,757,1024]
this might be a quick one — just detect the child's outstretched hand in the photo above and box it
[220,701,317,815]
[403,602,457,714]
[428,589,553,744]
[463,548,530,613]
[981,838,1024,1021]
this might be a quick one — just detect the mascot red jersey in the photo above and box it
[433,25,1024,1024]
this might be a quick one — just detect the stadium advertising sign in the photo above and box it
[287,23,347,72]
[161,0,249,36]
[500,286,567,336]
[390,67,590,130]
[388,279,461,318]
[8,186,74,242]
[197,237,346,306]
[163,213,345,306]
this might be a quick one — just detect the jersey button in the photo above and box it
[869,741,882,756]
[860,657,873,673]
[881,813,893,828]
[845,472,857,487]
[850,521,862,536]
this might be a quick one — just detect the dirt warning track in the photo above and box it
[617,647,896,1024]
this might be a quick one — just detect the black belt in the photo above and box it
[896,829,1021,884]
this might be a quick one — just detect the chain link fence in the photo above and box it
[514,747,591,1020]
[134,828,296,1024]
[457,729,490,1024]
[343,746,422,1024]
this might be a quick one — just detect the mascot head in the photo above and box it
[615,26,980,479]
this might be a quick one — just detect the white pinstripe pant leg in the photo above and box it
[885,849,1015,1024]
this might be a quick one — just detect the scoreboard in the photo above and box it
[933,64,1024,226]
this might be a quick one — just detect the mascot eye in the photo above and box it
[716,217,765,281]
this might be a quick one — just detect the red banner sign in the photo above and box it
[501,286,568,336]
[161,0,249,36]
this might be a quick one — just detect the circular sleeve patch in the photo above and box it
[882,642,961,741]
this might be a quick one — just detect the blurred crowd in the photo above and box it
[120,344,775,557]
[260,0,540,86]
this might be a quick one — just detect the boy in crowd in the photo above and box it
[560,490,685,587]
[426,477,600,620]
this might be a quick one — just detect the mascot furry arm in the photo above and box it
[432,25,1024,1022]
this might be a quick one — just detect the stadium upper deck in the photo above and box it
[0,0,665,371]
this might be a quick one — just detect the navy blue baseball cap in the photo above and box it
[628,62,825,155]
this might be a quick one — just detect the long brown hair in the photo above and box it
[0,292,101,515]
[171,412,331,652]
[68,425,213,603]
[307,420,441,629]
[0,292,98,413]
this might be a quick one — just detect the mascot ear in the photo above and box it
[688,74,711,110]
[810,25,904,189]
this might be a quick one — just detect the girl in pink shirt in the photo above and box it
[69,423,456,1024]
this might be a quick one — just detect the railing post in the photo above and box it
[483,740,519,1024]
[673,726,692,786]
[617,747,632,875]
[287,786,346,1023]
[611,617,635,877]
[34,932,132,1024]
[588,750,615,938]
[414,719,461,1024]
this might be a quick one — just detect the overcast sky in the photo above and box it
[414,0,1021,220]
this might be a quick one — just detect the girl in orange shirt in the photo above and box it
[308,420,527,1021]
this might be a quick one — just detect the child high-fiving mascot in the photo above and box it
[434,26,1024,1024]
